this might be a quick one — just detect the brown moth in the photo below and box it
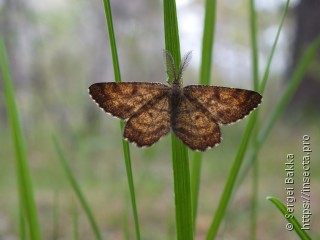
[89,51,262,151]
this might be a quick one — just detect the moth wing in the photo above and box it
[89,82,169,119]
[124,94,171,147]
[183,85,262,124]
[172,96,221,151]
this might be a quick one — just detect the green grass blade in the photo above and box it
[259,35,320,142]
[102,1,141,239]
[163,1,193,239]
[249,0,259,90]
[19,204,27,240]
[249,0,259,239]
[53,192,59,240]
[259,0,290,93]
[120,122,141,239]
[238,35,320,185]
[250,146,259,240]
[206,2,292,238]
[191,0,217,227]
[124,198,130,240]
[205,0,262,237]
[206,111,258,239]
[52,136,102,240]
[247,2,291,237]
[0,37,41,240]
[236,0,290,188]
[267,196,312,240]
[102,0,121,83]
[72,197,79,240]
[190,152,202,225]
[163,1,181,70]
[170,139,192,240]
[199,0,217,86]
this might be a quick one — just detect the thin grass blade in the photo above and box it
[206,2,291,238]
[249,0,259,239]
[235,0,291,188]
[199,0,217,86]
[260,0,291,93]
[259,35,320,143]
[101,1,141,239]
[206,111,258,240]
[238,35,320,187]
[267,196,312,240]
[247,4,291,238]
[249,0,259,90]
[190,152,202,225]
[53,136,102,240]
[53,192,59,240]
[191,0,217,228]
[72,197,79,240]
[0,37,41,240]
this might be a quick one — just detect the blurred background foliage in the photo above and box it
[0,0,319,239]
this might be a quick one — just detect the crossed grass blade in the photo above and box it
[206,1,290,238]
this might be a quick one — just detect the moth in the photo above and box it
[89,51,262,151]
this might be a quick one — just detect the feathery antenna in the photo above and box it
[163,49,177,82]
[163,50,192,84]
[178,51,192,80]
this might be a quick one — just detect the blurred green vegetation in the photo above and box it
[1,119,319,239]
[1,0,320,239]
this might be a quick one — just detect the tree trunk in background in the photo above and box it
[287,0,320,114]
